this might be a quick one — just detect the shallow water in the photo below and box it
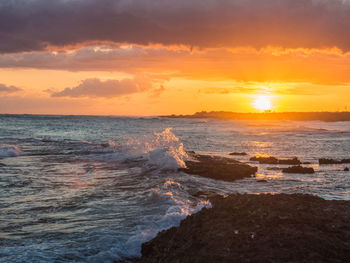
[0,115,349,262]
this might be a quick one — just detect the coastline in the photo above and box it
[162,111,350,122]
[135,193,350,263]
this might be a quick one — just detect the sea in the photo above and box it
[0,115,349,262]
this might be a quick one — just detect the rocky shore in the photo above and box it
[137,193,350,263]
[179,152,257,182]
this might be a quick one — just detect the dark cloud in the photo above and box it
[1,0,350,53]
[51,78,151,98]
[0,83,21,93]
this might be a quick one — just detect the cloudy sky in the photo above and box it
[1,0,350,115]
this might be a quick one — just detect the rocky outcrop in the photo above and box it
[179,153,257,182]
[282,165,315,174]
[138,194,350,263]
[250,156,278,164]
[250,156,301,165]
[319,158,350,164]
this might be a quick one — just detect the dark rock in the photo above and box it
[278,157,301,165]
[229,152,247,156]
[344,167,349,172]
[267,167,282,170]
[302,162,312,164]
[250,156,301,165]
[138,194,350,263]
[0,163,6,167]
[256,179,267,183]
[282,165,315,174]
[179,153,257,182]
[319,158,350,165]
[250,156,278,164]
[319,158,341,164]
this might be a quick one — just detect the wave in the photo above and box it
[0,144,22,158]
[108,128,188,170]
[87,179,212,262]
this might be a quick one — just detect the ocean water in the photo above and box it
[0,115,350,262]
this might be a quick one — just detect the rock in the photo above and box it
[282,165,315,174]
[250,156,301,165]
[0,163,6,167]
[278,157,301,165]
[229,152,247,156]
[344,167,349,172]
[302,162,312,164]
[319,158,341,164]
[138,194,350,263]
[319,158,350,164]
[267,167,282,170]
[250,156,278,164]
[256,179,267,183]
[179,153,257,182]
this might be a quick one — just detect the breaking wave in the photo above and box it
[109,128,188,170]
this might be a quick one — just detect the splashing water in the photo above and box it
[110,128,188,170]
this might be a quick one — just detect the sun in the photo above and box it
[253,96,272,112]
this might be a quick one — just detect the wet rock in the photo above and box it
[282,165,315,174]
[319,158,350,164]
[302,162,312,164]
[256,179,267,183]
[250,156,301,165]
[179,153,257,182]
[138,194,350,263]
[278,157,301,165]
[250,156,278,164]
[229,152,247,156]
[0,163,6,167]
[344,167,349,172]
[267,167,282,170]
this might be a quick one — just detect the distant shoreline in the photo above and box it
[162,111,350,122]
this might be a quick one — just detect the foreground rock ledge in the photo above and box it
[138,194,350,263]
[179,153,257,182]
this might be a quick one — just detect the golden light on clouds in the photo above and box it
[1,0,350,115]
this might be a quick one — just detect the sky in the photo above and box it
[1,0,350,115]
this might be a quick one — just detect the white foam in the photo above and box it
[123,198,211,258]
[86,180,212,262]
[0,144,22,158]
[110,128,188,170]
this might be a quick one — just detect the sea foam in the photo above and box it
[110,128,188,170]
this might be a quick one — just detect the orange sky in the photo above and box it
[1,0,350,115]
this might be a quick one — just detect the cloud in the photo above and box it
[149,85,165,98]
[0,83,21,93]
[51,78,151,98]
[3,45,350,85]
[198,87,261,95]
[1,0,350,53]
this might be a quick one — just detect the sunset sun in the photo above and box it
[253,96,272,112]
